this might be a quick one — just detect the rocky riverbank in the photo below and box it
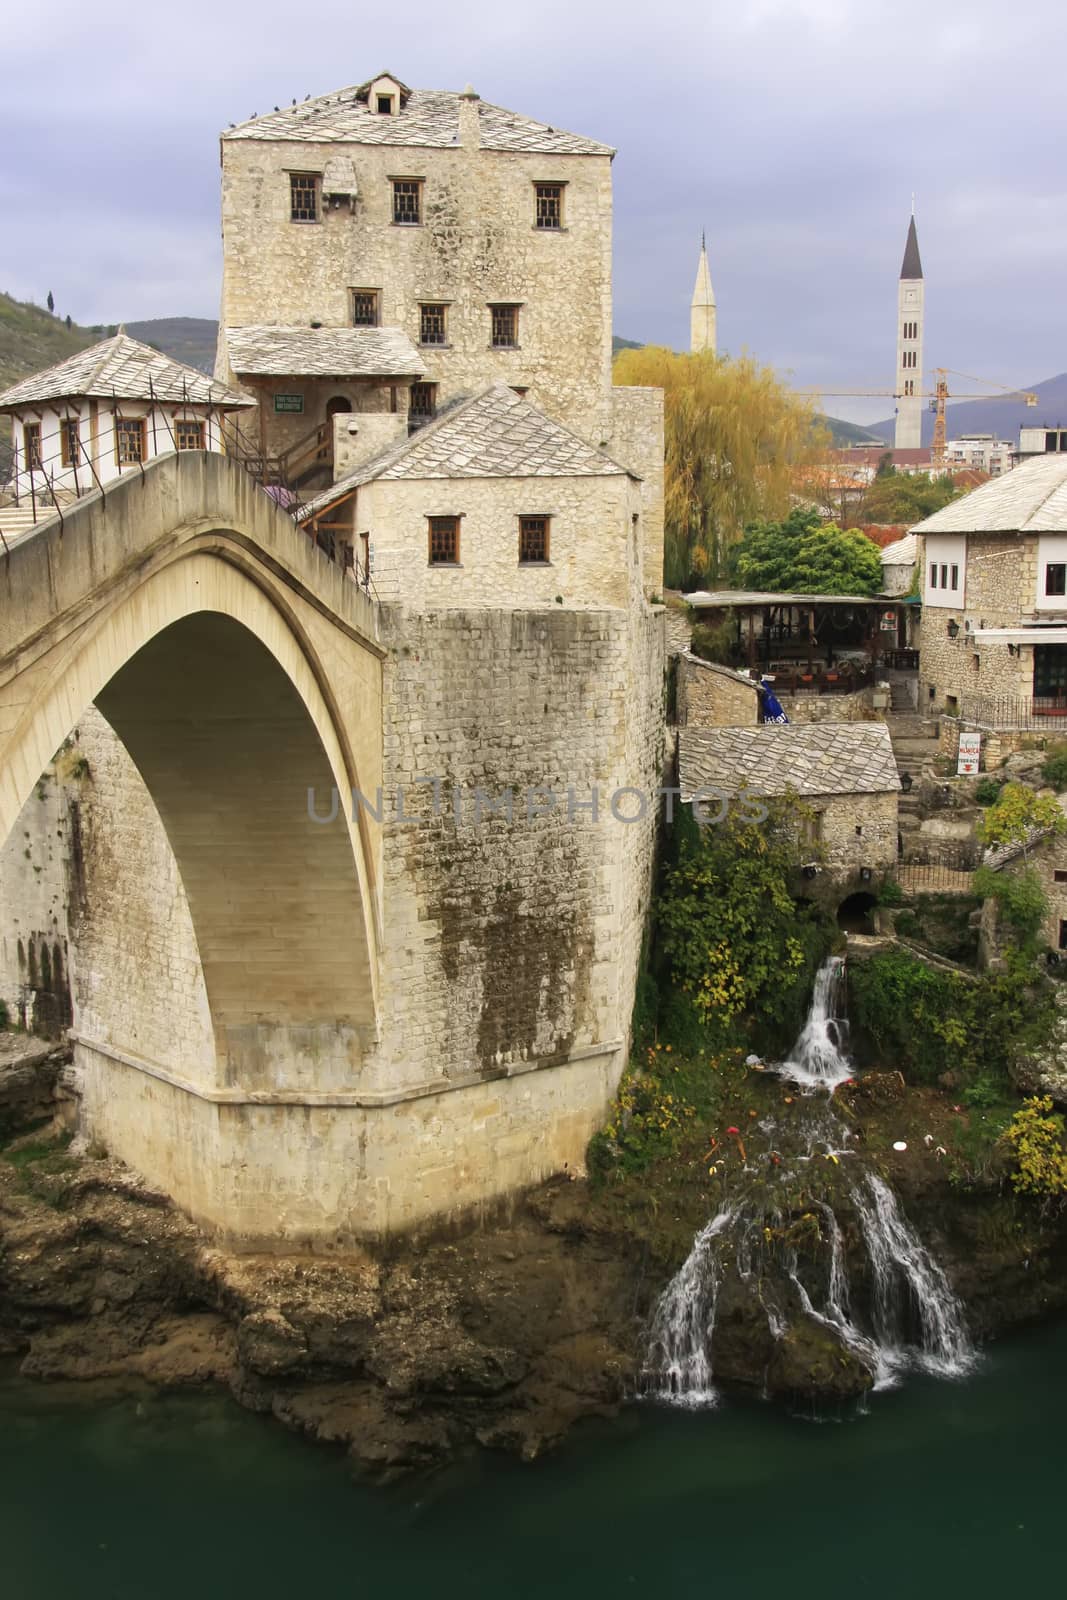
[2,1039,1067,1478]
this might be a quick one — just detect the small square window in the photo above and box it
[490,304,519,348]
[289,172,320,222]
[175,419,205,451]
[519,515,550,564]
[428,515,459,565]
[1054,870,1067,884]
[22,422,42,470]
[392,179,422,225]
[60,420,80,468]
[419,303,448,345]
[534,183,563,229]
[115,417,146,465]
[1046,564,1067,597]
[409,382,437,423]
[377,95,394,114]
[351,289,380,327]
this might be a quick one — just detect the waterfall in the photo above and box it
[780,956,854,1091]
[643,956,976,1408]
[853,1174,975,1381]
[642,1208,736,1407]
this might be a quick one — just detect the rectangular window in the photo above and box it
[951,564,959,590]
[930,563,938,588]
[1054,870,1067,884]
[115,417,146,465]
[175,419,205,451]
[534,183,563,229]
[351,289,380,327]
[60,419,80,468]
[376,94,394,114]
[392,179,422,225]
[940,563,948,588]
[22,422,42,470]
[409,382,437,422]
[904,379,914,396]
[1046,564,1067,597]
[419,303,448,345]
[428,515,459,565]
[519,515,550,563]
[490,303,519,348]
[1059,919,1067,952]
[289,172,321,222]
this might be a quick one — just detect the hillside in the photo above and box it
[0,293,96,395]
[865,372,1067,446]
[819,414,881,446]
[124,317,217,374]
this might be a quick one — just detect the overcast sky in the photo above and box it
[3,0,1064,422]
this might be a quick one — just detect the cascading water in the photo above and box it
[781,954,853,1091]
[644,1209,737,1407]
[643,956,976,1408]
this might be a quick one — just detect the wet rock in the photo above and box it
[765,1314,873,1398]
[853,1071,907,1104]
[236,1309,308,1377]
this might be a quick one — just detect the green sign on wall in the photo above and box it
[274,393,304,414]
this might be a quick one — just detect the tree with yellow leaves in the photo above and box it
[613,346,828,588]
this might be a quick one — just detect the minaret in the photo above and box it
[894,212,925,450]
[690,233,717,356]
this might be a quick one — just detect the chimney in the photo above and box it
[458,84,481,150]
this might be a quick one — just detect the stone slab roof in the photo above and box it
[681,652,760,691]
[0,332,254,411]
[880,532,919,565]
[223,85,614,157]
[298,384,631,519]
[912,454,1067,535]
[224,325,426,379]
[678,723,900,802]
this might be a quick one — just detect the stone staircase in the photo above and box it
[886,710,940,819]
[0,503,60,548]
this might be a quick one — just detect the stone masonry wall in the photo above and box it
[361,472,638,611]
[919,533,1035,709]
[677,656,759,728]
[363,604,665,1113]
[0,762,71,1033]
[218,133,614,444]
[776,687,877,725]
[817,790,898,874]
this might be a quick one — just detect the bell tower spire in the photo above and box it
[894,212,925,450]
[690,232,717,356]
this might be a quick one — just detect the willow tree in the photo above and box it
[613,346,828,588]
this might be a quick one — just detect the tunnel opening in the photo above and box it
[837,891,877,935]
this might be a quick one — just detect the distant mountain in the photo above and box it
[612,335,644,353]
[865,372,1067,446]
[819,415,881,446]
[0,292,95,396]
[124,317,217,375]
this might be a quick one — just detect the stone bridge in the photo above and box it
[0,452,663,1247]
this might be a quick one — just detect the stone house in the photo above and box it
[677,722,900,882]
[296,381,655,605]
[913,453,1067,726]
[0,332,253,530]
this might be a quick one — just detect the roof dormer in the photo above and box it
[357,72,410,118]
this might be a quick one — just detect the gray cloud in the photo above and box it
[5,0,1065,422]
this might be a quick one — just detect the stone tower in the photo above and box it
[895,213,925,450]
[690,233,717,356]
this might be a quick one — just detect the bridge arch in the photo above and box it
[1,540,381,1093]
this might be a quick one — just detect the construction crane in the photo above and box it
[794,371,1038,467]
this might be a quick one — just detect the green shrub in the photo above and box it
[1042,743,1067,791]
[848,947,1052,1091]
[974,776,1005,807]
[973,864,1048,952]
[877,876,904,906]
[690,619,740,668]
[894,910,923,940]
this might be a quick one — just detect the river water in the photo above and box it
[2,1319,1064,1600]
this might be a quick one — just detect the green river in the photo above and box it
[1,1320,1064,1600]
